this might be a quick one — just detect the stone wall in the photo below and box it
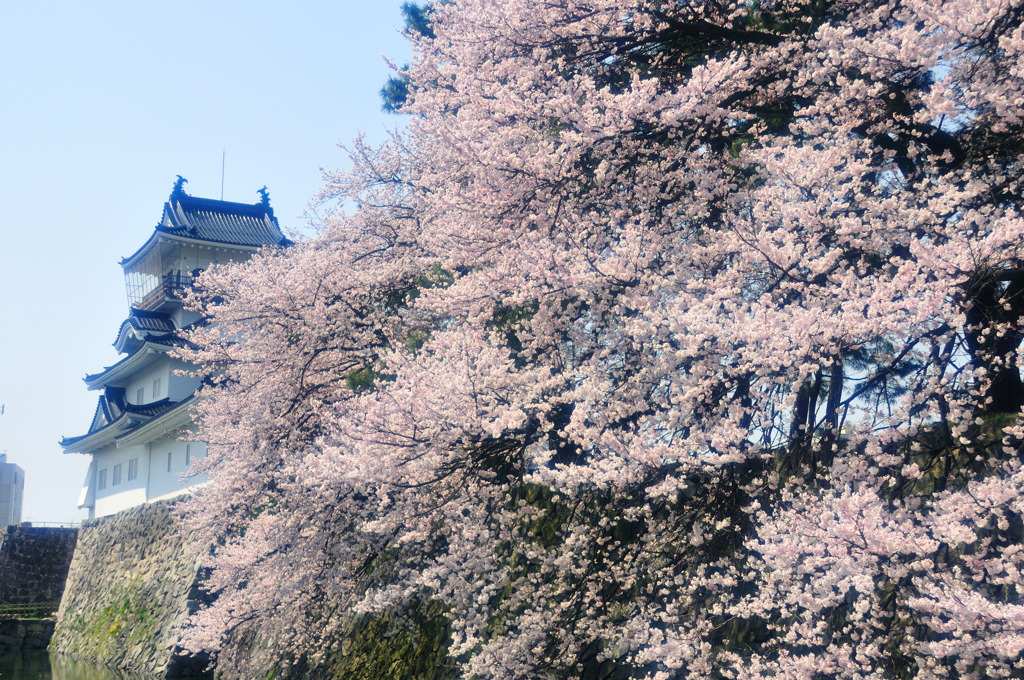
[0,526,78,609]
[50,500,209,678]
[0,618,56,653]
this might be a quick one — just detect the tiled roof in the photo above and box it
[126,307,175,333]
[111,308,174,349]
[125,399,178,418]
[96,387,127,424]
[84,336,180,384]
[98,388,176,423]
[158,193,291,249]
[119,178,293,269]
[60,388,183,448]
[112,308,187,354]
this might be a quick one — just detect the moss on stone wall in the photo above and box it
[56,577,160,660]
[51,500,208,678]
[325,600,455,680]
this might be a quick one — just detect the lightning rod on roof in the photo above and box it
[221,149,226,201]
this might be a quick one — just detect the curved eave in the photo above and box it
[61,395,197,454]
[112,332,142,356]
[113,315,175,354]
[84,341,174,389]
[119,230,163,269]
[60,413,149,454]
[114,395,199,447]
[119,231,263,270]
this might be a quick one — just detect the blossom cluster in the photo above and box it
[179,1,1024,678]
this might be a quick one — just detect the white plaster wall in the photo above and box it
[92,443,149,518]
[171,307,203,329]
[86,436,209,519]
[146,437,207,502]
[126,358,172,405]
[124,356,200,405]
[166,357,200,402]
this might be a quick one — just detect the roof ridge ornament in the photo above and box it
[257,185,276,222]
[171,175,189,201]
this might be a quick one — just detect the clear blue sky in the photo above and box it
[0,1,411,523]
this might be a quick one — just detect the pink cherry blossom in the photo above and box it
[177,1,1024,678]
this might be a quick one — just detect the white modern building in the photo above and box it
[0,454,25,526]
[62,178,290,519]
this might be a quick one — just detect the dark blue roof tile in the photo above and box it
[159,193,291,249]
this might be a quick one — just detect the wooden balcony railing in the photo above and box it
[136,270,194,311]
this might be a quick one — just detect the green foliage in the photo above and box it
[400,2,435,39]
[381,74,411,114]
[885,412,1022,500]
[381,265,457,353]
[346,365,380,393]
[386,265,455,311]
[415,264,455,290]
[405,329,430,353]
[0,602,60,619]
[488,301,538,367]
[381,3,435,113]
[326,600,455,680]
[55,578,159,659]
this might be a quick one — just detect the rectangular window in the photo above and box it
[112,463,122,486]
[127,458,138,481]
[152,378,162,399]
[185,444,191,466]
[167,451,173,472]
[97,469,107,490]
[136,387,145,404]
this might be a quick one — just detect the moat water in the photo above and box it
[0,652,153,679]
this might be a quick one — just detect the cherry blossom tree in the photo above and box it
[179,0,1024,678]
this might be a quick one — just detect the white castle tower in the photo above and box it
[61,178,290,519]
